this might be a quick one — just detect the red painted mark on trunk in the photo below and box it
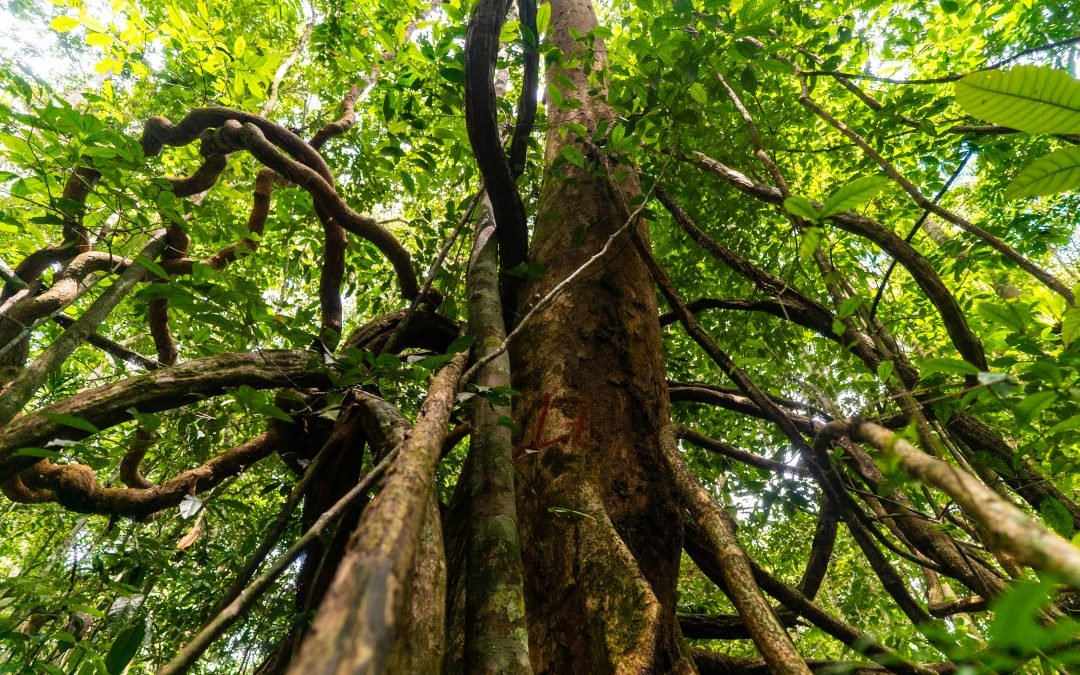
[515,393,589,458]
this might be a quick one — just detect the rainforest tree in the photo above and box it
[1,0,1079,672]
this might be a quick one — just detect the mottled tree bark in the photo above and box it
[464,201,531,673]
[508,0,687,671]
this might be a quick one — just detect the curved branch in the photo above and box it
[669,384,820,435]
[827,420,1080,588]
[119,429,156,489]
[209,120,419,299]
[508,0,539,178]
[0,349,329,481]
[60,166,101,253]
[678,612,799,640]
[309,86,361,151]
[167,154,228,197]
[3,430,277,518]
[798,498,837,599]
[676,424,811,478]
[464,0,530,311]
[319,217,348,348]
[688,152,988,372]
[142,107,333,183]
[661,425,812,674]
[342,308,460,355]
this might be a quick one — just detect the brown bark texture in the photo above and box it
[505,0,686,671]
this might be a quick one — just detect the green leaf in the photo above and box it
[1005,147,1080,199]
[1042,498,1076,537]
[819,175,890,218]
[1049,414,1080,435]
[49,16,80,33]
[496,415,521,435]
[135,254,170,280]
[687,82,707,105]
[105,620,146,674]
[783,195,820,222]
[978,302,1028,334]
[920,357,980,376]
[877,360,894,381]
[447,335,476,354]
[561,144,584,168]
[799,226,822,261]
[988,576,1063,653]
[838,295,864,319]
[1063,304,1080,347]
[86,33,114,48]
[11,447,62,460]
[535,3,552,35]
[39,413,100,434]
[1014,390,1058,427]
[500,20,520,43]
[955,66,1080,135]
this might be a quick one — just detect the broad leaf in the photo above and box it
[1063,304,1080,347]
[783,195,820,222]
[1014,390,1058,427]
[536,3,552,35]
[920,357,980,376]
[955,66,1080,135]
[105,620,147,674]
[820,175,890,218]
[39,412,100,434]
[1005,147,1080,200]
[49,16,80,32]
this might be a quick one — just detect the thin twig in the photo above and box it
[868,152,972,321]
[381,188,483,355]
[198,442,332,625]
[157,446,399,675]
[799,35,1080,85]
[261,19,316,118]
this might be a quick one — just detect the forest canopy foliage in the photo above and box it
[0,0,1079,672]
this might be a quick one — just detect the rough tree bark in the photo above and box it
[506,0,688,671]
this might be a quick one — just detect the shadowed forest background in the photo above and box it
[1,0,1079,672]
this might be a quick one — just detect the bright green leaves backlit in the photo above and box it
[783,175,890,223]
[956,66,1080,199]
[1004,146,1080,199]
[956,66,1080,135]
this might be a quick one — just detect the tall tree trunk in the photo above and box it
[509,0,687,671]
